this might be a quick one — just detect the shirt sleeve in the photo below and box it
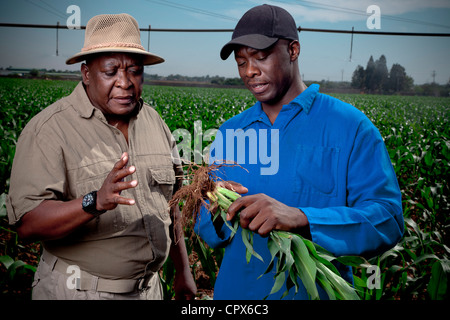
[301,118,404,258]
[6,126,66,225]
[194,202,233,249]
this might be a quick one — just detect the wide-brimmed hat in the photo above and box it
[220,4,298,60]
[66,13,164,65]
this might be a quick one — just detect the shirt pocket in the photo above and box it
[146,167,176,219]
[149,168,176,199]
[294,145,339,197]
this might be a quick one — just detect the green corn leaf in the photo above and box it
[288,265,300,295]
[241,228,263,263]
[0,255,15,270]
[260,255,276,278]
[260,236,281,277]
[267,235,281,260]
[428,259,449,300]
[7,260,26,280]
[218,210,237,236]
[272,231,292,256]
[281,248,294,273]
[271,232,294,274]
[316,267,336,300]
[276,251,286,275]
[316,261,360,300]
[291,235,319,300]
[269,270,286,296]
[217,187,241,201]
[281,272,296,299]
[335,255,372,268]
[216,191,233,211]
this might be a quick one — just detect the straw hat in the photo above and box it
[66,13,164,65]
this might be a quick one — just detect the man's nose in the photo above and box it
[115,70,132,88]
[245,60,260,78]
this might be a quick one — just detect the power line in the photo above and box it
[1,22,449,37]
[144,0,238,22]
[297,26,450,37]
[273,0,450,30]
[24,0,66,20]
[39,0,66,18]
[297,0,450,29]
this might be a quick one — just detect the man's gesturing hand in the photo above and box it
[96,152,138,211]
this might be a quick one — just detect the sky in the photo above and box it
[0,0,449,84]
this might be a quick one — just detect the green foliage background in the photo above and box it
[1,78,449,300]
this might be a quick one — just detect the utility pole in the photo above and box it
[349,26,354,61]
[431,70,436,83]
[56,21,59,56]
[147,25,151,52]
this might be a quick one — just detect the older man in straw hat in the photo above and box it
[6,13,196,300]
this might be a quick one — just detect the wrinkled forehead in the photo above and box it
[86,52,144,67]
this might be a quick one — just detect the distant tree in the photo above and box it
[351,65,365,90]
[29,69,40,77]
[223,78,243,86]
[388,63,412,93]
[374,55,389,93]
[365,56,376,93]
[351,55,414,94]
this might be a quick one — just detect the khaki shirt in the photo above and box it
[7,82,181,280]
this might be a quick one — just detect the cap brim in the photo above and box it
[220,34,279,60]
[65,47,165,65]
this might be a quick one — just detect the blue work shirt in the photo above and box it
[195,84,404,300]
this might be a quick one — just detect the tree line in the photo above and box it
[351,55,414,94]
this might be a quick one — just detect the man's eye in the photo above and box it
[130,68,143,75]
[105,70,116,76]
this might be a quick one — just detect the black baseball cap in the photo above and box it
[220,4,298,60]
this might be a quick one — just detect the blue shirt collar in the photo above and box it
[290,83,320,115]
[240,84,320,129]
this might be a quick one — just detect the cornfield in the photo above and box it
[0,77,449,300]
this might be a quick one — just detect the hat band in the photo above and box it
[81,42,145,52]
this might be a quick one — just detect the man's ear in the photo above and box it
[289,40,300,62]
[81,63,89,85]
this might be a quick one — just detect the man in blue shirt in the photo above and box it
[195,4,404,300]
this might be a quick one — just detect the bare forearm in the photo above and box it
[169,207,190,271]
[17,153,138,242]
[17,198,95,241]
[168,205,197,299]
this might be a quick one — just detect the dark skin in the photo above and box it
[224,40,311,239]
[16,53,196,299]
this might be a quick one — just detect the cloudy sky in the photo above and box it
[1,0,449,84]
